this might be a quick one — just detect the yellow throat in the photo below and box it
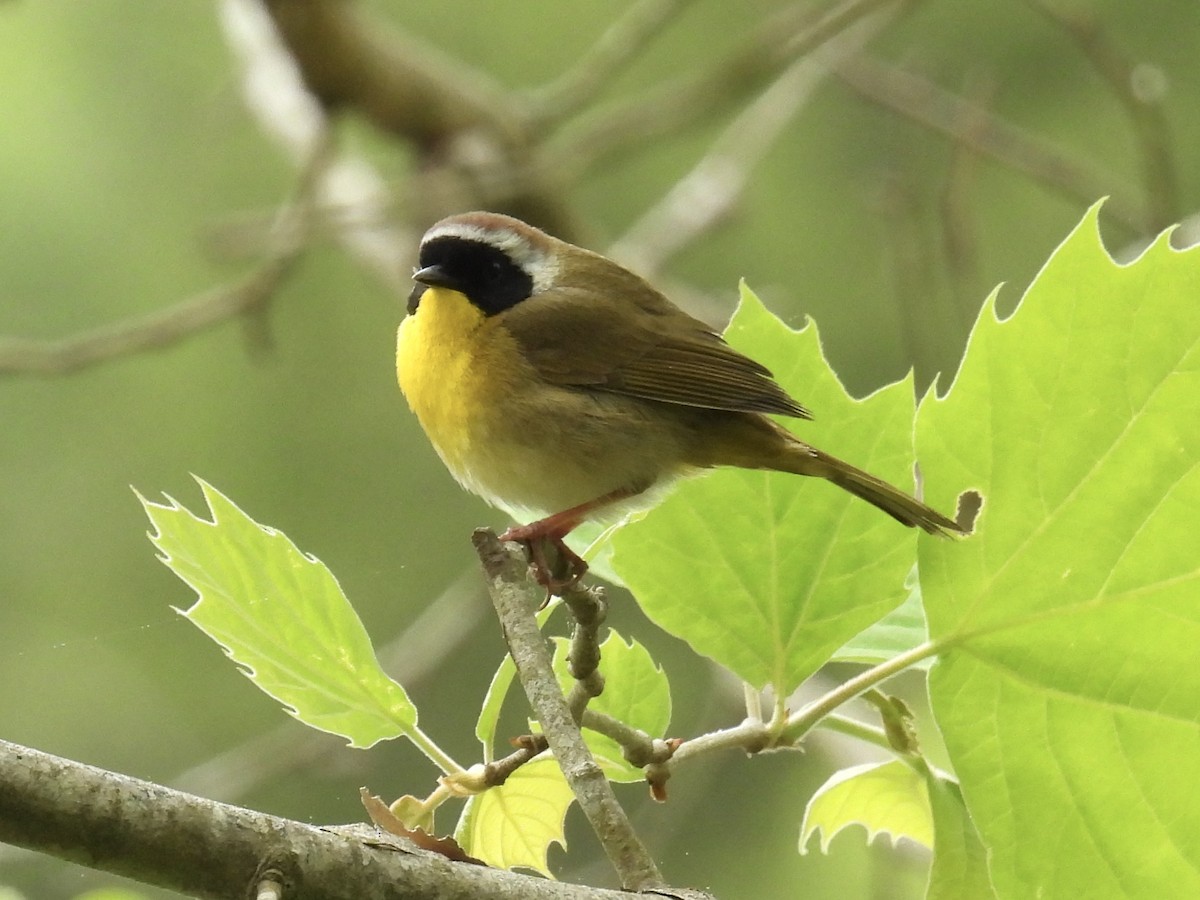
[396,286,502,489]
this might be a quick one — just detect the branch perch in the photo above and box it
[0,738,631,900]
[472,529,665,893]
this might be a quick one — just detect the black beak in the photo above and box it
[407,264,462,314]
[412,264,461,290]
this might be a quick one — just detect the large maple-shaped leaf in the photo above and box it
[918,203,1200,898]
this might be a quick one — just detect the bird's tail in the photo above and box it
[765,433,962,535]
[694,414,964,535]
[819,455,961,535]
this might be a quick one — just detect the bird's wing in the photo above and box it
[498,285,811,419]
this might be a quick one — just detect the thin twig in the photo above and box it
[609,6,891,276]
[472,530,664,893]
[561,581,608,721]
[580,710,675,770]
[481,734,550,788]
[554,0,914,180]
[562,582,607,683]
[528,0,696,128]
[668,718,771,766]
[938,77,988,333]
[0,257,294,377]
[0,130,332,378]
[835,52,1149,231]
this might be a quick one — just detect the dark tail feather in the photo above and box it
[825,463,962,535]
[770,439,963,535]
[711,417,964,535]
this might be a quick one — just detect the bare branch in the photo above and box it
[554,0,914,178]
[472,530,665,893]
[528,0,697,128]
[610,6,893,275]
[258,0,517,149]
[0,255,297,378]
[0,738,632,900]
[0,131,331,378]
[246,0,577,236]
[221,0,418,289]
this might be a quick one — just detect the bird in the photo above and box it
[396,211,962,587]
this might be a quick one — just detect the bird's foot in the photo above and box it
[498,524,588,597]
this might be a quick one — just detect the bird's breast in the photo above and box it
[396,287,500,485]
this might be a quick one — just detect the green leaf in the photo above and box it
[550,632,671,782]
[800,759,932,854]
[611,284,922,694]
[918,203,1200,897]
[835,564,930,666]
[455,756,574,875]
[140,479,416,749]
[926,774,996,900]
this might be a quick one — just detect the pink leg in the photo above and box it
[499,487,641,592]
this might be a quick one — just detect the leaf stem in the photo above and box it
[781,640,941,742]
[743,683,764,722]
[404,724,465,775]
[817,713,892,750]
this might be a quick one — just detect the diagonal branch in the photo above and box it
[528,0,697,128]
[554,0,915,178]
[0,254,298,377]
[0,136,329,378]
[471,529,665,894]
[609,5,893,275]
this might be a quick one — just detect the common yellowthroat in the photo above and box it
[397,212,961,583]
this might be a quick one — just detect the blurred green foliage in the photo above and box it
[1,1,1196,897]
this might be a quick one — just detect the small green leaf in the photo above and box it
[800,759,932,854]
[141,479,416,749]
[611,284,922,694]
[835,564,930,665]
[550,632,671,782]
[919,203,1200,897]
[455,756,574,875]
